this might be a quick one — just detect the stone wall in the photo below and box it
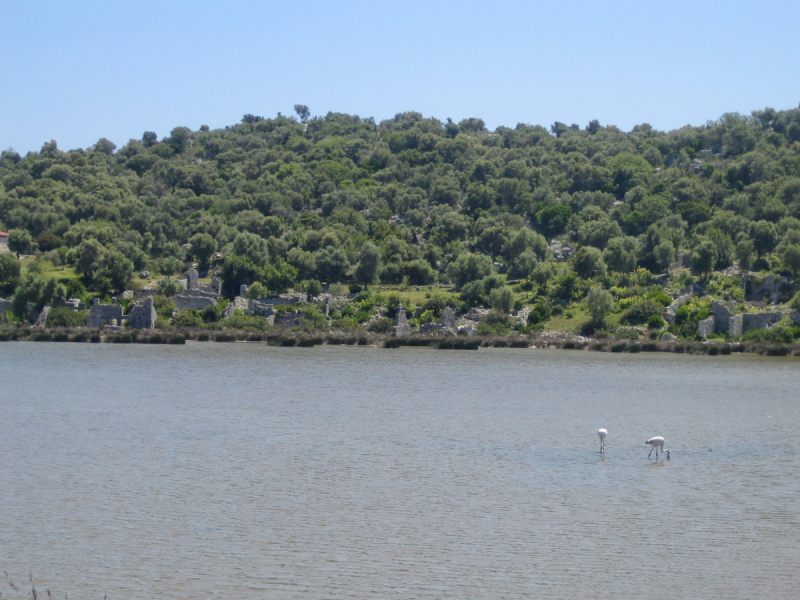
[86,299,124,328]
[391,304,410,337]
[128,297,156,330]
[743,273,789,304]
[740,312,784,334]
[0,298,12,316]
[664,293,692,323]
[57,298,86,310]
[698,316,715,338]
[86,297,156,329]
[174,294,216,311]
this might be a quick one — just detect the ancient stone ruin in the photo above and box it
[391,304,410,337]
[86,297,156,330]
[174,268,221,311]
[698,300,791,339]
[743,273,789,304]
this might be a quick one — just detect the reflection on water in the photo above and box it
[1,343,799,598]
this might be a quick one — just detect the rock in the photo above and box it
[467,307,491,322]
[121,290,134,300]
[457,324,476,336]
[139,270,151,279]
[391,303,410,337]
[240,284,249,297]
[492,261,507,274]
[660,332,677,342]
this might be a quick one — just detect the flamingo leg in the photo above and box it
[648,447,653,458]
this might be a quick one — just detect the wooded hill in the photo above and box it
[2,105,800,336]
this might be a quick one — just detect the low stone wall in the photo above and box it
[741,312,784,334]
[174,295,216,311]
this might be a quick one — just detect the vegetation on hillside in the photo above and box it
[2,104,800,338]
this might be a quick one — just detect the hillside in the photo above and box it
[2,105,800,339]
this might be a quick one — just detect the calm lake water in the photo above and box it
[1,342,798,599]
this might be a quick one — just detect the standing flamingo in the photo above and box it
[646,436,670,459]
[598,428,607,453]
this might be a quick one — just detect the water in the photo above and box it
[1,342,798,599]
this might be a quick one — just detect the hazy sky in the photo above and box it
[2,0,799,154]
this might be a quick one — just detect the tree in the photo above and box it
[447,252,493,288]
[354,242,381,285]
[286,248,316,280]
[156,278,183,297]
[536,205,572,237]
[751,220,778,257]
[506,229,549,261]
[402,260,436,285]
[586,286,614,323]
[735,239,755,271]
[246,282,269,299]
[7,229,32,257]
[94,138,116,154]
[232,232,269,266]
[0,252,21,296]
[142,131,158,147]
[189,233,218,270]
[653,240,676,273]
[489,286,514,314]
[11,274,63,320]
[220,255,262,299]
[304,279,323,300]
[95,250,134,294]
[74,238,106,279]
[513,251,539,278]
[603,236,637,273]
[690,240,717,279]
[315,247,350,282]
[294,104,310,124]
[572,246,607,278]
[781,244,800,278]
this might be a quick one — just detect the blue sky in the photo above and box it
[2,0,799,154]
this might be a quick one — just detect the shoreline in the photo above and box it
[2,326,798,357]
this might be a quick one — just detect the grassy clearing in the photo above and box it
[369,284,460,307]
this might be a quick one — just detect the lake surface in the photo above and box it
[1,342,799,599]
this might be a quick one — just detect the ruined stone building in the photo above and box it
[86,297,156,329]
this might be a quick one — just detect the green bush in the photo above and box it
[648,314,666,329]
[172,309,204,327]
[367,317,393,333]
[46,308,88,328]
[624,299,664,324]
[527,304,551,324]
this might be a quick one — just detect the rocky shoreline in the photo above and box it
[1,326,798,357]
